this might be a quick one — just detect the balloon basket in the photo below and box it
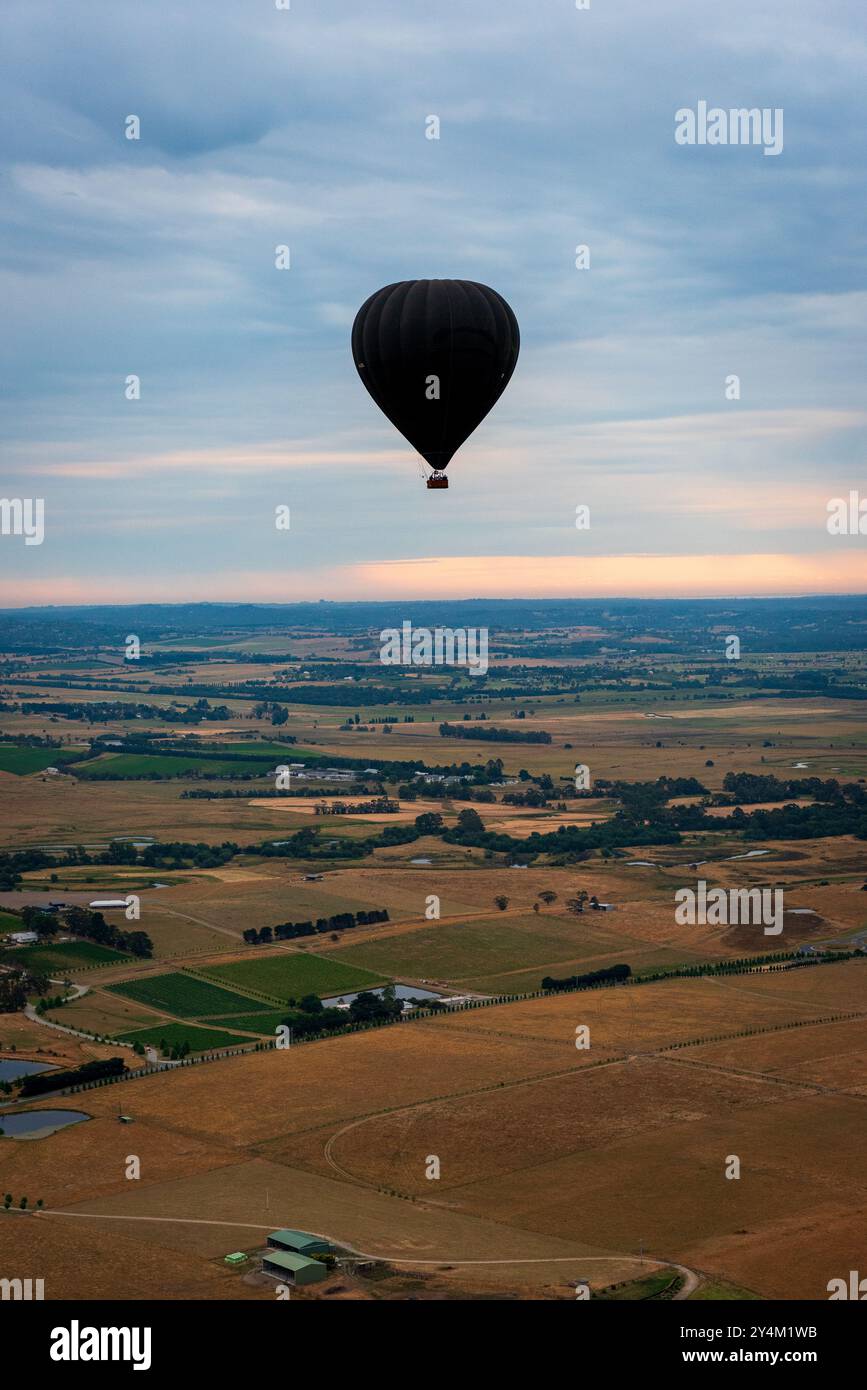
[426,472,449,489]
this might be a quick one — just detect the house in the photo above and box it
[9,931,38,945]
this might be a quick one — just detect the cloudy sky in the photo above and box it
[2,0,866,605]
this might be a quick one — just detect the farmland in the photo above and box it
[2,598,867,1303]
[116,1022,251,1052]
[107,973,264,1018]
[6,941,131,972]
[0,745,85,776]
[203,954,389,1001]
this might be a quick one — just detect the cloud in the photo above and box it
[2,0,866,600]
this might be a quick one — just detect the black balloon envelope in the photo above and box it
[352,279,519,487]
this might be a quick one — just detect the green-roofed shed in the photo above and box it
[262,1250,328,1285]
[267,1229,332,1256]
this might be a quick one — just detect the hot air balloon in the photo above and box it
[351,279,519,488]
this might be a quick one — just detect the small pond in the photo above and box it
[0,1109,89,1139]
[0,1059,55,1083]
[322,983,446,1007]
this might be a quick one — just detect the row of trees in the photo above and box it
[541,964,632,992]
[242,907,390,945]
[19,1056,127,1097]
[438,721,552,744]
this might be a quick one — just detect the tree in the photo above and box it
[21,904,57,938]
[538,891,557,905]
[457,808,485,833]
[414,811,444,834]
[299,993,323,1014]
[494,895,509,911]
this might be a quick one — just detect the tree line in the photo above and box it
[19,1056,127,1098]
[242,907,390,945]
[439,721,552,744]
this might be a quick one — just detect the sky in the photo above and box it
[2,0,866,606]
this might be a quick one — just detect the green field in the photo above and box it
[595,1271,681,1301]
[220,742,302,756]
[329,913,640,983]
[0,746,84,775]
[0,909,24,932]
[115,1022,251,1052]
[203,953,387,1002]
[202,1010,290,1033]
[107,972,262,1017]
[74,753,278,779]
[6,940,132,972]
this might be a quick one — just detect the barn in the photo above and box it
[261,1251,328,1286]
[266,1228,332,1257]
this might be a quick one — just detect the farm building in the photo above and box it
[8,931,38,945]
[88,899,129,910]
[266,1228,332,1256]
[261,1251,327,1286]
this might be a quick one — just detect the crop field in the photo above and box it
[107,972,262,1017]
[329,911,670,988]
[0,745,85,775]
[116,1022,251,1051]
[74,753,279,779]
[6,940,132,971]
[203,953,389,1001]
[49,989,162,1036]
[202,1010,289,1033]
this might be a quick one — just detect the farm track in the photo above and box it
[16,1208,700,1294]
[320,1010,867,1193]
[148,905,243,941]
